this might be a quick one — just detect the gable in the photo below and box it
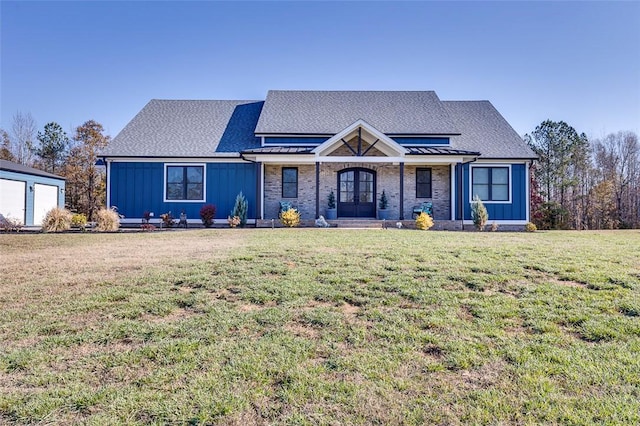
[312,120,407,158]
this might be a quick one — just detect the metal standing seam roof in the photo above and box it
[241,146,480,156]
[0,159,66,180]
[255,90,460,135]
[103,100,263,157]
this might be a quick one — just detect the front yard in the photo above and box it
[1,229,639,424]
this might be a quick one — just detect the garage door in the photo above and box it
[33,183,59,226]
[0,178,26,225]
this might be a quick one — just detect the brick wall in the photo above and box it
[263,163,452,220]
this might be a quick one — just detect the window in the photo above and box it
[282,167,298,198]
[472,167,509,201]
[416,168,432,198]
[165,165,204,201]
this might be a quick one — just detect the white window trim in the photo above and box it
[469,164,512,204]
[163,163,206,203]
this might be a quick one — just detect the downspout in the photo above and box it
[458,157,479,229]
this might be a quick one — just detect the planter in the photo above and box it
[378,209,390,220]
[325,208,337,220]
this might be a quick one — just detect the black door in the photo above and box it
[338,168,376,217]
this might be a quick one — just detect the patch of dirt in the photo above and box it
[548,277,586,288]
[340,302,360,316]
[141,307,194,324]
[458,305,475,322]
[284,323,320,339]
[238,303,262,312]
[437,360,508,391]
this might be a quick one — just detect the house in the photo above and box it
[0,159,66,226]
[101,90,536,228]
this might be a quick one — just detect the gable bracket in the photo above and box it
[361,139,380,156]
[340,138,358,156]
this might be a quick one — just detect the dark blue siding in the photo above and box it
[264,137,328,145]
[392,137,450,145]
[456,163,527,221]
[110,162,257,220]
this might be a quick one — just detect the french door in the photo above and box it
[337,168,376,217]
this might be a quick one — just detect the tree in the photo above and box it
[471,195,488,231]
[0,130,16,161]
[592,131,639,228]
[34,122,69,174]
[65,120,110,220]
[11,111,37,165]
[525,120,590,228]
[529,163,545,227]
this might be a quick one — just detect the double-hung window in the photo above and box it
[416,168,432,198]
[472,166,509,202]
[282,167,298,198]
[165,164,205,201]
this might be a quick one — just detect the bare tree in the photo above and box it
[11,111,38,165]
[592,131,639,228]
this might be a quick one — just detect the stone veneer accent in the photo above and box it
[264,163,452,221]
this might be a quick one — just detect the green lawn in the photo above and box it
[1,229,639,425]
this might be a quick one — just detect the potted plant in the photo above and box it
[378,190,390,220]
[326,190,337,220]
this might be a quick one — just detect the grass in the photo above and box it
[0,229,639,425]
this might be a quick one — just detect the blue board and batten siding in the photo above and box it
[264,137,329,145]
[455,163,527,221]
[391,137,450,145]
[109,162,258,220]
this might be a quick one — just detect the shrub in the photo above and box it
[379,190,388,210]
[71,213,87,228]
[230,192,248,227]
[415,212,434,230]
[142,210,152,223]
[200,204,217,227]
[525,222,537,232]
[471,195,488,231]
[95,207,120,232]
[327,190,336,209]
[160,212,175,228]
[490,222,499,232]
[280,208,301,227]
[141,223,156,232]
[42,207,72,232]
[0,215,23,232]
[228,215,241,228]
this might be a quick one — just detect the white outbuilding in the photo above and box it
[0,159,66,226]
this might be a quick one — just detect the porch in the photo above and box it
[256,218,463,230]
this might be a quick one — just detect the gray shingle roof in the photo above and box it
[0,159,65,180]
[444,101,537,159]
[103,100,263,157]
[255,90,459,135]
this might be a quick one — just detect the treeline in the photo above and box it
[526,120,639,229]
[1,112,110,221]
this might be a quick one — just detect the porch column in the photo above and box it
[399,162,404,220]
[256,162,263,220]
[315,162,320,218]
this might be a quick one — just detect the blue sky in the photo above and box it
[1,1,639,140]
